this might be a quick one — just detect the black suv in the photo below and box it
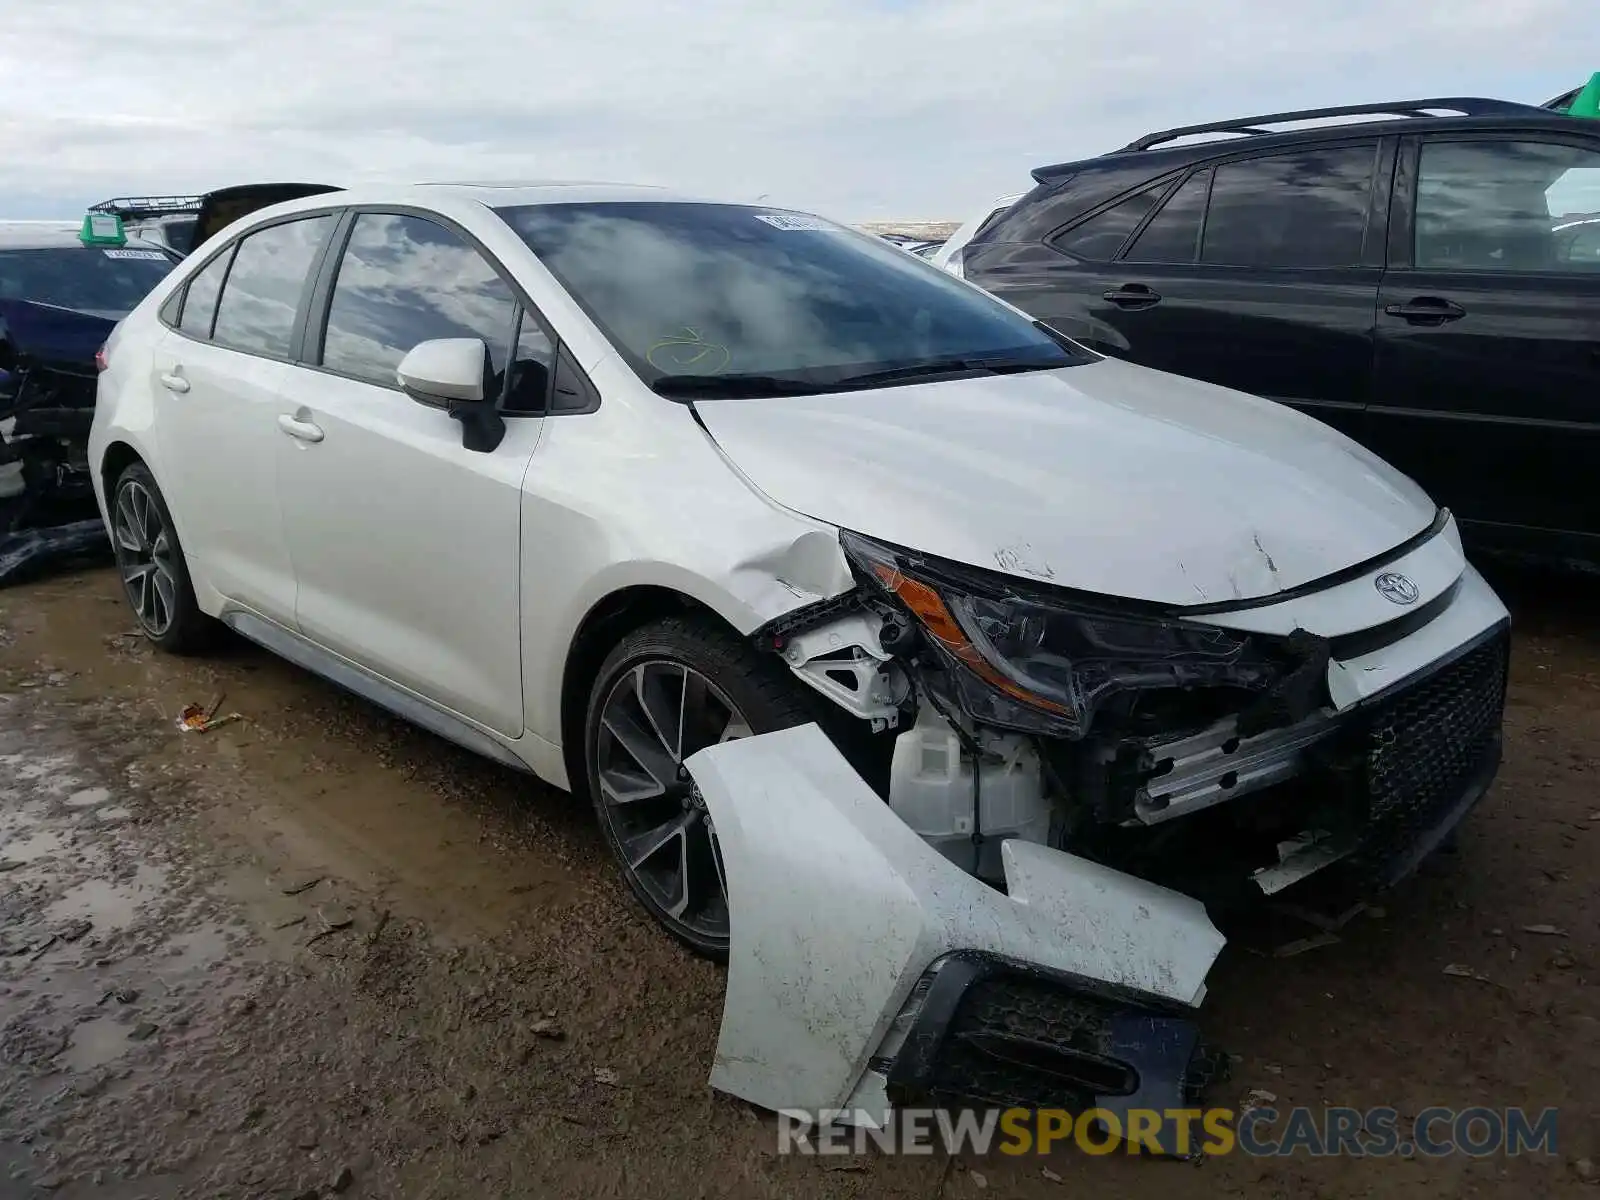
[959,97,1600,568]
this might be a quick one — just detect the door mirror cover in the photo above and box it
[396,337,488,404]
[396,338,505,453]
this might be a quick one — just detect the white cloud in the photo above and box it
[0,0,1591,220]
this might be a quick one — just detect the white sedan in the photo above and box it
[91,182,1509,1126]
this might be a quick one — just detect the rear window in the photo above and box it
[0,246,176,314]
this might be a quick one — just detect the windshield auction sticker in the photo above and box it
[753,212,838,232]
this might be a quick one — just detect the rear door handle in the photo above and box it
[1102,285,1162,309]
[277,413,324,443]
[1384,297,1466,324]
[159,372,190,393]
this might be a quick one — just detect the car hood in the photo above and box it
[693,357,1437,607]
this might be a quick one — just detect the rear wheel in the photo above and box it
[584,616,816,959]
[110,463,216,654]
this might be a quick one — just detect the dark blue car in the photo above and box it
[0,221,179,581]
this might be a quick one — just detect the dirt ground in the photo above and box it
[0,561,1596,1200]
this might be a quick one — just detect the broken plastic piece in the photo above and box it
[685,723,1225,1117]
[176,699,243,733]
[1252,828,1356,895]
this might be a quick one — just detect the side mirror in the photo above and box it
[396,338,505,453]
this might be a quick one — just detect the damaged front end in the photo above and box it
[0,301,115,584]
[757,526,1508,910]
[689,517,1508,1138]
[686,723,1226,1154]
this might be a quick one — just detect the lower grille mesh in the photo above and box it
[1348,626,1509,879]
[925,974,1214,1111]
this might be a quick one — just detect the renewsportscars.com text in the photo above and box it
[776,1105,1560,1158]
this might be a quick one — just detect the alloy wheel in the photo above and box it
[112,480,178,638]
[594,660,753,946]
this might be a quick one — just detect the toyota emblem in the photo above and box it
[1374,572,1421,606]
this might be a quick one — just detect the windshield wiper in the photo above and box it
[829,356,1066,389]
[650,373,831,399]
[653,354,1067,400]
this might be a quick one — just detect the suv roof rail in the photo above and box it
[1117,96,1556,152]
[87,195,205,219]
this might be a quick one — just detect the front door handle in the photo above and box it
[1384,297,1466,324]
[159,372,190,393]
[1102,284,1162,309]
[277,413,324,443]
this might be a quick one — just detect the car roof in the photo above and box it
[1032,99,1585,182]
[412,180,705,206]
[290,180,712,211]
[234,180,778,232]
[0,222,91,250]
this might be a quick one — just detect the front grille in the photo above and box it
[1346,625,1509,882]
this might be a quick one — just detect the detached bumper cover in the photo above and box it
[0,519,109,585]
[884,951,1226,1144]
[685,723,1225,1117]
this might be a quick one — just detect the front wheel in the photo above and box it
[584,616,816,959]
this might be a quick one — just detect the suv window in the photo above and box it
[211,215,335,357]
[1559,220,1600,266]
[1416,140,1600,272]
[1123,169,1211,264]
[178,250,231,339]
[1053,184,1166,260]
[320,213,519,390]
[163,217,199,255]
[1200,144,1375,268]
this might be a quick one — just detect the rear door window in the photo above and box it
[1052,183,1168,260]
[1123,169,1211,264]
[318,213,519,391]
[210,215,336,357]
[1200,144,1376,268]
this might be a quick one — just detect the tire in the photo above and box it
[109,462,218,655]
[584,615,818,959]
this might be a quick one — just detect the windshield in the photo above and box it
[494,201,1084,397]
[0,246,176,314]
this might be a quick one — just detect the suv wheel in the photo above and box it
[584,616,816,959]
[110,463,216,654]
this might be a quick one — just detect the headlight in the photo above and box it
[842,532,1297,738]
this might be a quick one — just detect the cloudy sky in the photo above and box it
[0,0,1592,222]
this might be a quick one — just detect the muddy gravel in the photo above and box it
[0,562,1597,1199]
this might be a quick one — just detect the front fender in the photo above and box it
[685,723,1225,1116]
